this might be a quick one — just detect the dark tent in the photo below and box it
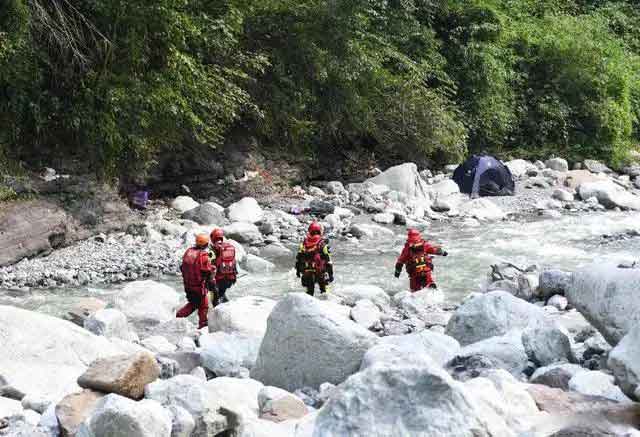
[453,155,515,197]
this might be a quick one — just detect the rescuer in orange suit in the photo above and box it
[394,229,447,291]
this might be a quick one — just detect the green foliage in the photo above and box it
[1,0,639,176]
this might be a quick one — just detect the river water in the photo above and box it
[5,210,639,319]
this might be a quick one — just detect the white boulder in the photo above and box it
[578,180,640,210]
[84,309,136,342]
[565,263,640,345]
[366,163,430,200]
[171,196,199,213]
[445,291,546,346]
[607,323,640,398]
[251,293,378,391]
[458,198,506,221]
[0,305,126,400]
[205,377,263,424]
[456,331,529,376]
[350,300,381,330]
[243,254,275,274]
[112,281,180,331]
[223,222,263,245]
[227,197,264,223]
[332,284,390,309]
[200,332,260,376]
[568,371,632,403]
[209,296,277,339]
[521,325,574,366]
[77,394,172,437]
[545,158,569,172]
[372,213,394,224]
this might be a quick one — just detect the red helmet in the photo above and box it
[210,228,224,243]
[308,221,322,236]
[407,229,422,244]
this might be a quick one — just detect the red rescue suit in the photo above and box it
[296,234,333,296]
[209,242,237,306]
[177,246,214,328]
[395,240,445,292]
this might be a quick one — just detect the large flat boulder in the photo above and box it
[251,293,378,392]
[365,163,430,200]
[607,323,640,399]
[0,200,70,267]
[0,305,125,400]
[446,291,546,346]
[565,263,640,345]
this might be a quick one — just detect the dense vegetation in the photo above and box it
[1,0,639,178]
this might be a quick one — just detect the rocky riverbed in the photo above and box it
[1,158,640,436]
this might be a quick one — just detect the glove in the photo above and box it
[441,250,448,257]
[394,270,400,278]
[328,274,334,283]
[296,270,301,278]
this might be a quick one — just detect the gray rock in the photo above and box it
[84,308,136,342]
[141,336,176,354]
[578,180,640,210]
[77,352,160,400]
[243,254,275,274]
[112,280,181,333]
[325,181,346,195]
[607,323,640,398]
[20,394,51,415]
[565,263,640,345]
[568,371,632,403]
[199,332,260,376]
[313,361,517,436]
[350,300,381,330]
[156,352,201,376]
[227,197,263,223]
[446,291,547,346]
[365,163,430,200]
[522,325,575,367]
[547,295,569,311]
[76,394,172,437]
[309,199,335,216]
[538,270,572,299]
[251,293,378,391]
[454,331,529,376]
[530,363,584,390]
[181,202,225,225]
[552,189,574,202]
[167,405,195,437]
[147,318,196,346]
[516,273,539,301]
[171,196,199,213]
[361,330,460,370]
[583,159,611,174]
[546,158,569,172]
[222,222,263,244]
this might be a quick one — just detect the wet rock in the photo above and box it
[181,202,225,225]
[55,389,104,437]
[222,222,262,245]
[313,361,516,436]
[251,293,378,391]
[199,332,260,377]
[568,371,631,403]
[76,394,171,437]
[0,305,126,400]
[607,323,640,398]
[446,291,546,346]
[112,280,180,333]
[522,324,574,367]
[530,363,584,390]
[350,300,381,329]
[565,263,640,345]
[171,196,199,214]
[454,331,529,377]
[84,308,136,342]
[362,330,460,370]
[77,352,160,400]
[546,158,569,172]
[227,197,263,223]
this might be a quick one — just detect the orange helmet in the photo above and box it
[308,221,322,236]
[407,229,422,244]
[195,233,210,248]
[210,228,224,243]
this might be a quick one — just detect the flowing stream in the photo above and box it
[4,211,640,318]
